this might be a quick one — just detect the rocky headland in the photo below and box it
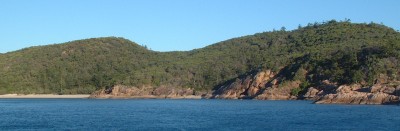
[212,70,400,104]
[211,70,299,100]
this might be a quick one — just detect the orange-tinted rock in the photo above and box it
[89,85,202,99]
[315,84,400,105]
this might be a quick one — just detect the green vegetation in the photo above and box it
[0,20,399,95]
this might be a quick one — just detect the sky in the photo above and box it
[0,0,399,53]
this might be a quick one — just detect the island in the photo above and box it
[1,20,399,104]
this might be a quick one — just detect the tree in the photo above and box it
[280,26,286,32]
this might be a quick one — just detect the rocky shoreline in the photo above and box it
[210,70,400,105]
[88,70,400,105]
[0,94,90,99]
[89,85,208,99]
[314,84,400,105]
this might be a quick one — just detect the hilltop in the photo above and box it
[0,20,399,104]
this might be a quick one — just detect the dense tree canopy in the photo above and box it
[0,20,399,94]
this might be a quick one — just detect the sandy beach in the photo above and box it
[0,94,90,99]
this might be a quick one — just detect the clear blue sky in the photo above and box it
[1,0,399,53]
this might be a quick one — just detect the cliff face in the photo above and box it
[89,85,206,99]
[212,70,299,100]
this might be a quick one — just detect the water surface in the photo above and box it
[0,99,399,130]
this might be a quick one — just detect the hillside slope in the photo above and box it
[0,20,399,96]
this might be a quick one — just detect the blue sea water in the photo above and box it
[0,99,399,130]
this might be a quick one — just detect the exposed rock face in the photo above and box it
[212,70,299,100]
[89,85,205,99]
[255,81,299,100]
[212,70,274,99]
[90,70,400,105]
[315,84,400,105]
[297,80,336,101]
[212,70,400,104]
[303,87,322,99]
[395,86,400,96]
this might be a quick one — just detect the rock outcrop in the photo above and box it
[211,70,400,104]
[314,84,400,104]
[89,85,205,99]
[303,87,322,99]
[212,70,299,100]
[255,80,299,100]
[300,80,338,100]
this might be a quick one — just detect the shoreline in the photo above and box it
[0,94,398,105]
[89,95,203,99]
[0,94,90,99]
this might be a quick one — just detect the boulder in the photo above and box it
[370,85,383,93]
[303,87,319,98]
[395,86,400,96]
[382,86,396,94]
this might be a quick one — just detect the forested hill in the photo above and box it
[0,20,399,94]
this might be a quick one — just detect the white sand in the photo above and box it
[0,94,90,98]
